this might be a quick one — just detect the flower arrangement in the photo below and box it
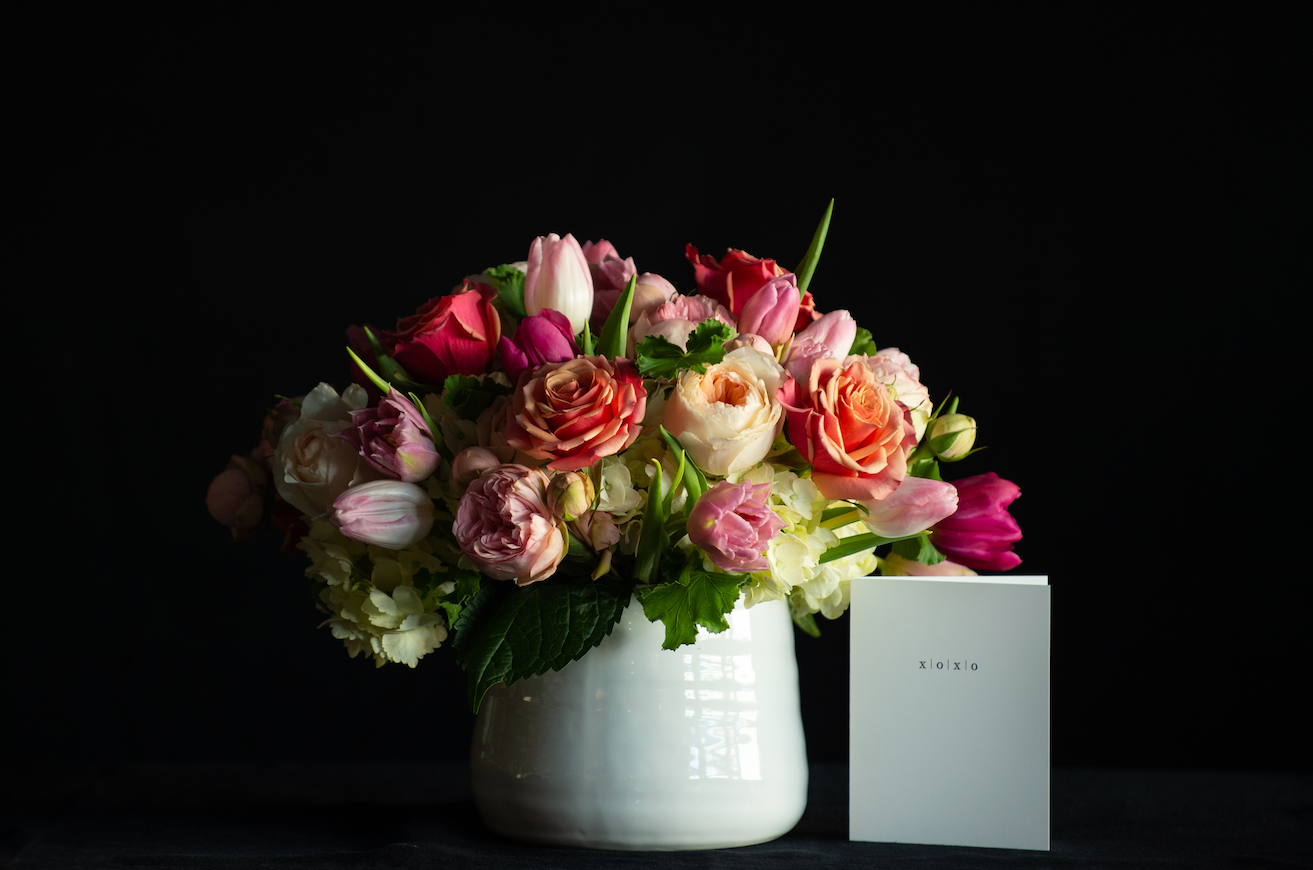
[206,202,1023,711]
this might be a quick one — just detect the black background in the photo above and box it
[19,20,1305,779]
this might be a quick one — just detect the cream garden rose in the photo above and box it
[662,346,787,476]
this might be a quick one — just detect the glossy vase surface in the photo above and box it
[470,597,809,850]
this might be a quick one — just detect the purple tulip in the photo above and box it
[333,480,435,549]
[737,273,801,345]
[688,480,787,573]
[340,388,439,483]
[859,476,959,538]
[929,472,1022,571]
[497,308,579,383]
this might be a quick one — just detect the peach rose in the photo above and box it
[777,357,918,501]
[503,355,647,472]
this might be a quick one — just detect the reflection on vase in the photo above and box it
[471,598,808,851]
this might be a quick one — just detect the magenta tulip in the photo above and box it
[736,273,802,345]
[929,472,1022,571]
[688,480,787,573]
[497,308,579,383]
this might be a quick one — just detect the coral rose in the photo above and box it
[503,355,647,472]
[663,346,787,476]
[454,463,566,585]
[777,358,918,502]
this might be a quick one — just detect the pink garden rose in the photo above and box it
[340,387,439,483]
[581,239,636,293]
[591,272,677,332]
[497,308,579,384]
[929,472,1022,571]
[383,281,501,386]
[504,355,647,472]
[454,463,566,585]
[777,357,918,502]
[631,294,736,352]
[333,479,435,550]
[688,480,787,573]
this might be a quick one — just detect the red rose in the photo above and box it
[383,281,501,385]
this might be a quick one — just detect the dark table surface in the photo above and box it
[4,762,1310,868]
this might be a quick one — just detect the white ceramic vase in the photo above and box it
[470,597,809,851]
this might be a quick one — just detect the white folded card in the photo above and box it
[849,575,1050,851]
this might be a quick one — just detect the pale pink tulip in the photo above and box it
[525,233,594,335]
[333,480,435,549]
[859,476,959,538]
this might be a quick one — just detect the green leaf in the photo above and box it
[456,575,631,712]
[818,532,927,563]
[908,453,944,481]
[346,346,391,395]
[635,319,734,380]
[891,535,946,566]
[484,264,526,318]
[659,426,706,503]
[633,461,666,584]
[849,326,878,357]
[596,274,635,360]
[795,198,834,295]
[442,375,513,420]
[637,552,743,650]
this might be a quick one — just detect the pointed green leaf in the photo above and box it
[795,198,834,295]
[346,347,391,395]
[818,531,927,563]
[596,274,635,360]
[581,319,594,356]
[792,609,822,637]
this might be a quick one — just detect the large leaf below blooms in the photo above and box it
[637,550,744,650]
[452,575,631,713]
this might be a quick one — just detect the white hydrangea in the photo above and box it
[304,523,448,668]
[738,463,877,620]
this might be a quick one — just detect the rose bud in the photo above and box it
[927,413,977,462]
[340,387,439,483]
[524,233,594,335]
[497,308,580,384]
[451,446,502,480]
[206,455,267,542]
[858,476,959,538]
[384,281,501,386]
[929,472,1022,571]
[454,463,566,586]
[332,480,435,550]
[736,273,801,346]
[688,480,787,574]
[547,471,596,521]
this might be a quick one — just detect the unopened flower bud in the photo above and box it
[928,413,977,461]
[547,471,596,521]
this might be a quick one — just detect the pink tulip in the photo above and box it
[454,464,565,585]
[736,273,802,345]
[591,272,677,331]
[929,472,1022,571]
[879,553,978,576]
[784,309,857,382]
[525,233,594,335]
[859,476,959,538]
[333,480,435,550]
[497,308,579,383]
[340,388,439,483]
[688,480,787,573]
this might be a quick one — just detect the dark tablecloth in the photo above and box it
[4,762,1310,868]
